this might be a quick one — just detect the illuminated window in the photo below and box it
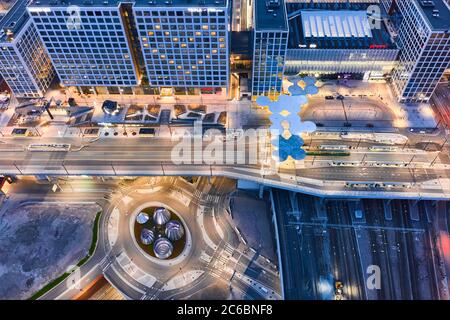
[211,32,217,36]
[177,65,182,69]
[173,37,179,42]
[219,44,225,48]
[192,66,197,69]
[212,49,217,54]
[189,37,194,42]
[198,60,203,64]
[152,49,158,53]
[160,54,166,59]
[155,25,161,30]
[202,25,208,30]
[181,43,187,48]
[206,55,210,58]
[148,31,154,36]
[185,71,190,74]
[195,32,201,36]
[164,31,170,36]
[142,37,147,42]
[169,60,174,64]
[219,38,224,42]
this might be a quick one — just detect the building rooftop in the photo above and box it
[0,0,29,43]
[415,0,450,31]
[255,0,288,31]
[28,0,228,8]
[301,11,373,39]
[288,10,396,49]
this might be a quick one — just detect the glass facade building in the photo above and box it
[27,3,139,88]
[133,2,230,91]
[27,0,230,95]
[390,0,450,103]
[0,0,55,98]
[251,0,288,98]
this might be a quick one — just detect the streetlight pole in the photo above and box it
[402,140,408,151]
[408,155,416,167]
[356,137,361,149]
[62,162,69,175]
[430,154,439,167]
[440,136,448,151]
[13,162,22,175]
[360,153,367,166]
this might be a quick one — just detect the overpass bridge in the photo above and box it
[0,136,449,200]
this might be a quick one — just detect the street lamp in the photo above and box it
[408,155,416,167]
[430,154,439,167]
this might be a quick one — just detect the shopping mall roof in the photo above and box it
[288,8,396,50]
[301,11,373,39]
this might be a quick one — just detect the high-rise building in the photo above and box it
[27,1,139,94]
[27,0,230,96]
[0,0,55,98]
[390,0,450,103]
[251,0,288,98]
[133,0,230,96]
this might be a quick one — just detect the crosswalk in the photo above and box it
[194,189,221,204]
[100,256,113,271]
[208,243,235,279]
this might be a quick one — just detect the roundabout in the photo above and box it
[132,205,191,264]
[101,177,281,300]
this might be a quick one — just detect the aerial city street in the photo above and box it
[0,0,449,304]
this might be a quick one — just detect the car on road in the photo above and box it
[336,95,345,100]
[325,96,334,100]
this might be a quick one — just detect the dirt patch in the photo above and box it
[0,202,101,299]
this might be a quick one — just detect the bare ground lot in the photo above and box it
[230,192,277,262]
[0,202,100,299]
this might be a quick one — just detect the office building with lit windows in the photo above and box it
[251,0,288,98]
[133,0,230,96]
[27,0,230,96]
[388,0,450,103]
[0,0,55,98]
[27,1,139,95]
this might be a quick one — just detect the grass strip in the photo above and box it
[28,211,102,300]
